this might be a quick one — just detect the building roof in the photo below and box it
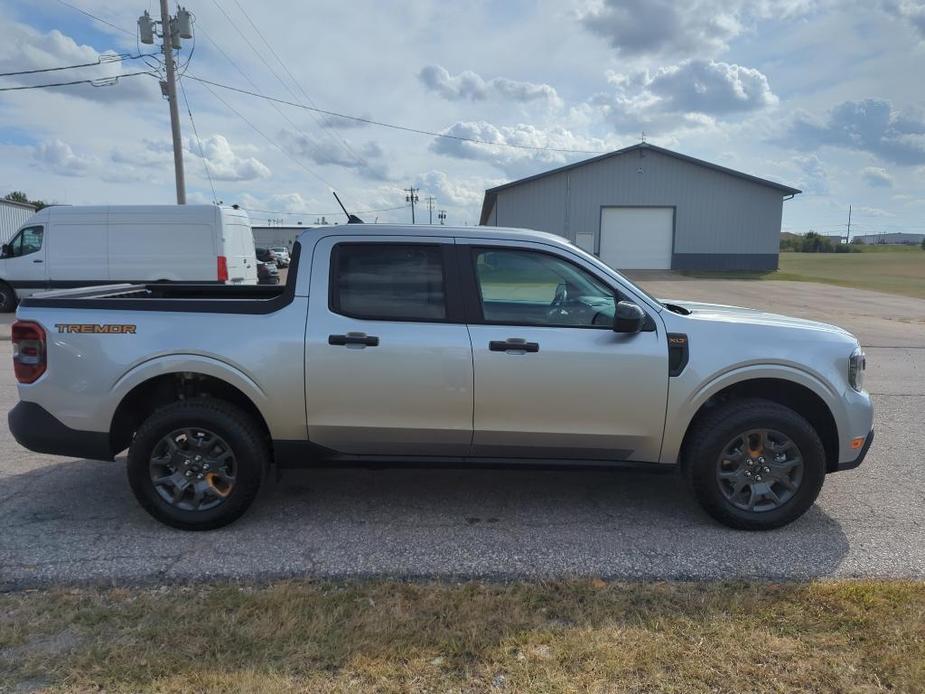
[479,142,802,225]
[0,197,37,211]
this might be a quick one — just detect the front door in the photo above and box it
[462,242,669,462]
[1,225,47,297]
[304,236,473,456]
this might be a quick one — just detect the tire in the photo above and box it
[0,282,17,313]
[127,398,267,530]
[684,398,826,531]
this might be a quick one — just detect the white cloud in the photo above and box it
[577,0,817,59]
[862,166,894,187]
[33,139,95,176]
[853,205,896,217]
[785,99,925,165]
[197,135,271,182]
[279,130,390,180]
[413,170,493,207]
[0,21,155,103]
[419,65,561,106]
[430,120,619,178]
[609,60,777,116]
[882,0,925,38]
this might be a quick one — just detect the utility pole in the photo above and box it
[140,4,193,204]
[404,186,419,224]
[846,205,852,244]
[424,196,436,224]
[438,209,447,225]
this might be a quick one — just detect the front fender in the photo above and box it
[659,362,844,465]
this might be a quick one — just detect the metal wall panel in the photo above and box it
[0,201,37,244]
[490,149,788,269]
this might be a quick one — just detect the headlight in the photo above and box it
[849,347,866,392]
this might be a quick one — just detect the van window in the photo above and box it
[6,226,43,257]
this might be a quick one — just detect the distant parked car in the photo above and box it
[256,260,279,285]
[269,246,290,267]
[255,247,277,267]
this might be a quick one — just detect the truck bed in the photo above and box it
[19,245,300,314]
[20,281,293,314]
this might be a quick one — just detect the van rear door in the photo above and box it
[219,208,257,284]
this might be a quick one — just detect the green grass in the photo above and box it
[2,579,924,692]
[685,246,925,299]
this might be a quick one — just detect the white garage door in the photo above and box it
[599,207,674,270]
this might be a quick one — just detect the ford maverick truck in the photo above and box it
[8,225,873,530]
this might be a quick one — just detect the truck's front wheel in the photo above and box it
[127,399,267,530]
[684,398,826,530]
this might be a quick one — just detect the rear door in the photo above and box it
[219,212,257,284]
[304,235,473,456]
[460,240,669,462]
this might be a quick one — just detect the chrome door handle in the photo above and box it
[489,338,539,353]
[329,333,379,347]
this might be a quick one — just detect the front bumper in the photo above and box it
[830,429,874,473]
[8,401,114,461]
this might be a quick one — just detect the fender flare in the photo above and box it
[660,363,843,464]
[106,353,271,434]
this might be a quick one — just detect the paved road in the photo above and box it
[1,280,923,587]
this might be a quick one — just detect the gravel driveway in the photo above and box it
[1,280,923,587]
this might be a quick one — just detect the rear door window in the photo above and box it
[330,243,447,321]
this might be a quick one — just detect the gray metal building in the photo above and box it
[479,143,801,271]
[252,225,311,250]
[852,232,924,245]
[0,198,37,244]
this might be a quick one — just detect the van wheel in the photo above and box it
[0,283,17,313]
[684,398,826,530]
[127,399,267,530]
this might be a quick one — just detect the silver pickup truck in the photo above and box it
[8,225,873,531]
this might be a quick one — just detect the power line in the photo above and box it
[243,204,409,217]
[0,71,152,92]
[206,0,365,170]
[192,26,361,182]
[194,78,338,191]
[54,0,135,36]
[183,74,607,155]
[0,53,156,77]
[227,0,366,168]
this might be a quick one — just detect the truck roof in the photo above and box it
[296,223,566,246]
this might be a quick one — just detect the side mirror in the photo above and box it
[613,301,645,334]
[0,244,9,258]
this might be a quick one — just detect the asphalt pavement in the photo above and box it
[1,279,923,588]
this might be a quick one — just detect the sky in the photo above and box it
[0,0,923,237]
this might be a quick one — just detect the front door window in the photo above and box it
[6,226,43,257]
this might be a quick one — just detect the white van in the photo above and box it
[0,205,258,311]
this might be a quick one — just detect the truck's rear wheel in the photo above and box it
[127,399,267,530]
[0,283,17,313]
[684,398,825,530]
